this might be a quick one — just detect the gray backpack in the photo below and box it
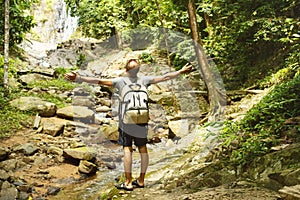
[119,78,149,124]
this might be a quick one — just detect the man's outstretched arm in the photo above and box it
[64,72,113,87]
[151,64,193,84]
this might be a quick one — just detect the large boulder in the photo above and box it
[168,119,190,139]
[57,106,94,123]
[63,147,97,161]
[9,96,57,117]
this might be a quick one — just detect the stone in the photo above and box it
[168,119,190,138]
[98,122,119,141]
[0,169,9,181]
[72,95,95,108]
[9,96,57,117]
[0,181,18,200]
[15,143,39,156]
[97,98,111,107]
[95,105,111,112]
[279,185,300,199]
[73,87,91,96]
[78,160,97,174]
[42,121,64,136]
[63,147,97,161]
[47,146,63,156]
[46,186,61,195]
[19,73,52,85]
[57,106,95,123]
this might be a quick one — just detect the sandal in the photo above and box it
[115,182,133,191]
[132,180,144,188]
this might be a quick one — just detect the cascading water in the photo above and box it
[30,0,78,44]
[20,0,79,68]
[54,0,78,43]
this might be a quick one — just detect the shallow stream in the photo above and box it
[48,142,186,200]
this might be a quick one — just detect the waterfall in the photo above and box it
[54,0,79,43]
[29,0,78,44]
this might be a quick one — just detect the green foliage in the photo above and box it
[139,52,155,63]
[0,79,72,137]
[242,75,300,133]
[0,0,37,53]
[0,86,34,137]
[65,0,127,39]
[170,53,189,71]
[220,75,300,165]
[200,0,300,89]
[64,0,188,41]
[0,56,77,137]
[76,53,86,67]
[28,78,76,93]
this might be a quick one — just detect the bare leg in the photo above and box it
[137,145,149,186]
[123,146,133,187]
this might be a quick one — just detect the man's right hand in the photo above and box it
[64,72,77,82]
[180,64,193,74]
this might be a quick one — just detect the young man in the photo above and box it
[65,59,192,191]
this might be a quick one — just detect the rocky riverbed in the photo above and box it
[1,38,299,200]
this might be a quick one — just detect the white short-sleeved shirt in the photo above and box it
[112,76,154,94]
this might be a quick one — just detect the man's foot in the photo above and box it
[132,180,144,188]
[115,182,133,191]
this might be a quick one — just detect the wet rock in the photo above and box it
[78,160,97,174]
[63,121,98,137]
[63,147,97,161]
[9,96,57,117]
[98,122,119,141]
[105,162,116,169]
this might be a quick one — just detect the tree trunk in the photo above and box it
[203,12,212,36]
[4,0,10,88]
[155,0,171,66]
[110,27,122,49]
[187,0,226,122]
